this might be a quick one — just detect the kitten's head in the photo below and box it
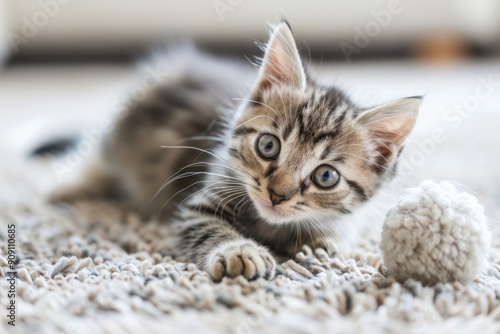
[229,22,421,224]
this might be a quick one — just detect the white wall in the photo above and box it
[2,0,500,57]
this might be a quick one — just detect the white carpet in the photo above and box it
[1,60,500,333]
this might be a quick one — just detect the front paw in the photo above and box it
[206,240,276,280]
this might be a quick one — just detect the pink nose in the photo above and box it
[269,188,287,206]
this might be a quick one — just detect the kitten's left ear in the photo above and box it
[358,97,422,168]
[251,22,307,98]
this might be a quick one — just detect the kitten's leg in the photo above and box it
[176,217,276,280]
[49,159,117,203]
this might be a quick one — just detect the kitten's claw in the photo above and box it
[207,240,276,280]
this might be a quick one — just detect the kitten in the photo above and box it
[53,22,421,280]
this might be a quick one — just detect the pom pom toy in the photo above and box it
[380,180,491,285]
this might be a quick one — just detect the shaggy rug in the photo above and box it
[1,62,500,333]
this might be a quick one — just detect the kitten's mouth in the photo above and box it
[253,199,293,224]
[261,203,282,213]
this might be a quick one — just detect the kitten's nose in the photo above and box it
[268,188,288,206]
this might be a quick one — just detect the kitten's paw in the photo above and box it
[206,240,276,280]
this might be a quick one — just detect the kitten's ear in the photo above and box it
[251,22,306,98]
[358,97,422,169]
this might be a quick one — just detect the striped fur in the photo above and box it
[54,23,421,281]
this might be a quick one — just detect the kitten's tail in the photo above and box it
[30,135,78,157]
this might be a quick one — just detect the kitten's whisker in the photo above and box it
[210,189,247,221]
[160,180,222,214]
[232,97,282,122]
[219,192,247,221]
[160,180,236,210]
[297,218,316,254]
[232,193,250,215]
[309,211,351,259]
[161,145,257,181]
[179,161,249,180]
[234,115,276,129]
[154,170,243,201]
[189,188,228,214]
[176,136,224,144]
[154,160,241,199]
[174,182,244,214]
[302,40,313,75]
[177,183,228,211]
[293,219,300,255]
[306,216,344,257]
[234,196,252,220]
[193,188,240,214]
[203,187,246,216]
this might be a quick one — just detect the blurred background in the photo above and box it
[1,0,500,61]
[0,0,499,221]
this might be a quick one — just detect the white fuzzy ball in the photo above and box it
[381,180,491,285]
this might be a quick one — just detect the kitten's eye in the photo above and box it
[256,134,281,160]
[311,165,340,189]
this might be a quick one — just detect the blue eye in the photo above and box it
[312,165,340,188]
[257,134,281,160]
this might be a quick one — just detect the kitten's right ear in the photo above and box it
[251,22,307,100]
[358,96,422,169]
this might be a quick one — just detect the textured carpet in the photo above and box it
[2,62,500,333]
[1,159,500,334]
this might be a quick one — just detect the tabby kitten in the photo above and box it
[54,22,421,280]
